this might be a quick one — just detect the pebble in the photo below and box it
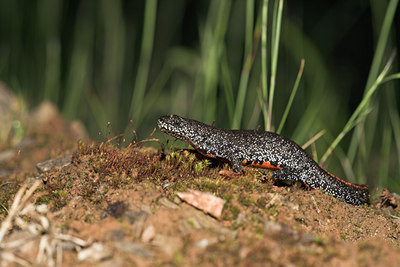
[177,190,225,219]
[36,154,72,173]
[141,225,156,243]
[141,205,152,214]
[77,243,112,262]
[264,220,282,233]
[195,237,218,249]
[162,183,171,190]
[151,234,183,257]
[114,241,154,259]
[103,229,126,242]
[158,197,179,209]
[123,211,148,225]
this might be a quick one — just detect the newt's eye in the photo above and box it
[174,118,180,124]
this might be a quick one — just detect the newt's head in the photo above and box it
[157,115,210,145]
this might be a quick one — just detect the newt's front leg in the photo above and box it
[218,155,243,177]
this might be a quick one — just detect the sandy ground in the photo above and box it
[1,102,400,266]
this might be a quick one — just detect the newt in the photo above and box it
[158,114,369,205]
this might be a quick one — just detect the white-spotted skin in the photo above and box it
[158,115,369,205]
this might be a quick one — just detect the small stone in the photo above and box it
[36,154,72,173]
[61,241,78,251]
[151,234,183,257]
[301,232,316,243]
[141,205,152,214]
[195,237,218,249]
[141,225,156,243]
[162,183,171,190]
[177,190,225,219]
[264,220,282,233]
[106,201,128,218]
[77,243,112,262]
[114,241,154,259]
[36,204,48,214]
[158,197,179,209]
[123,211,148,238]
[103,229,126,242]
[123,211,148,225]
[182,208,237,240]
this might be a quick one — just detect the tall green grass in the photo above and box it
[129,0,157,127]
[0,0,399,191]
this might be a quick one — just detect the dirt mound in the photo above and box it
[1,108,400,265]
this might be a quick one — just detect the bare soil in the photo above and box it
[1,105,400,266]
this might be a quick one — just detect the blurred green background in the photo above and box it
[0,0,399,191]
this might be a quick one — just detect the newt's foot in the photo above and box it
[218,170,241,177]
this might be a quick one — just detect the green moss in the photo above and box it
[224,202,240,220]
[173,251,183,264]
[84,215,92,223]
[313,235,328,246]
[238,194,254,207]
[340,232,348,240]
[254,224,264,235]
[266,204,279,217]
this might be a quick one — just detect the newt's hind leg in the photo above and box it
[272,167,315,189]
[272,168,314,190]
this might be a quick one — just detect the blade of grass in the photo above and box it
[129,0,157,126]
[221,50,235,121]
[63,2,94,119]
[386,87,400,175]
[365,0,399,91]
[245,0,255,56]
[200,0,231,122]
[232,8,262,129]
[39,0,62,103]
[140,63,174,124]
[281,18,329,142]
[43,39,61,103]
[267,0,283,131]
[260,0,269,129]
[301,129,326,150]
[320,52,396,165]
[232,0,255,126]
[100,0,125,126]
[277,59,304,134]
[247,94,262,129]
[86,89,108,135]
[380,118,392,187]
[336,147,357,184]
[347,0,399,163]
[382,73,400,83]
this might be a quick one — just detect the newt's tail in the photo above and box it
[322,171,369,205]
[271,166,369,205]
